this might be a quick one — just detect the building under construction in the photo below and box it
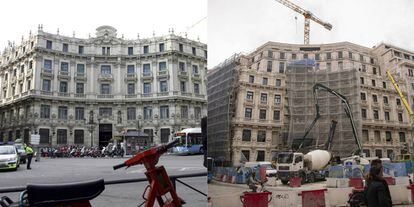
[208,41,414,165]
[286,59,361,157]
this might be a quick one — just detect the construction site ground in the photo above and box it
[208,178,414,207]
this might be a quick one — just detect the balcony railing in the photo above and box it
[10,77,17,84]
[59,71,69,76]
[178,71,188,78]
[58,92,70,97]
[181,92,192,96]
[41,69,54,78]
[26,69,33,77]
[97,94,114,98]
[74,73,86,81]
[40,90,53,95]
[98,73,113,82]
[74,93,86,98]
[125,94,137,98]
[143,72,152,77]
[157,92,169,96]
[158,70,169,77]
[125,73,137,81]
[192,73,201,81]
[17,74,24,81]
[141,93,153,98]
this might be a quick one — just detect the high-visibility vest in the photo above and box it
[25,146,34,154]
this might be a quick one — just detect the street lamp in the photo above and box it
[88,110,96,147]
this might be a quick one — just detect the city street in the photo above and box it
[0,155,207,207]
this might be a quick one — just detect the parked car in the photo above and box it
[245,161,278,177]
[0,145,20,171]
[14,143,27,164]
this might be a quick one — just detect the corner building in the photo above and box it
[0,25,207,147]
[208,41,414,165]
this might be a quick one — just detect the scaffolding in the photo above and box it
[207,54,241,165]
[286,60,362,157]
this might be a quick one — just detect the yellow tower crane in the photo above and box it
[386,70,414,123]
[274,0,332,44]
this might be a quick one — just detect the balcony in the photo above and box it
[125,94,137,98]
[181,92,192,96]
[259,101,268,108]
[74,93,86,98]
[58,92,70,97]
[41,69,54,78]
[195,94,205,98]
[97,94,114,98]
[40,90,53,95]
[58,71,70,80]
[26,69,33,78]
[141,93,153,98]
[157,70,169,79]
[75,73,87,81]
[125,73,137,82]
[142,72,153,81]
[98,73,113,82]
[17,74,24,82]
[10,76,17,85]
[192,73,201,81]
[157,92,169,97]
[245,99,254,106]
[13,94,20,99]
[178,71,188,79]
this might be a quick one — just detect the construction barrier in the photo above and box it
[348,177,363,189]
[389,185,412,205]
[272,190,299,206]
[326,187,353,206]
[384,176,396,185]
[407,183,414,204]
[289,177,302,187]
[210,183,414,207]
[364,162,408,177]
[240,191,272,207]
[298,189,327,207]
[213,166,262,184]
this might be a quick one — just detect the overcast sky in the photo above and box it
[0,0,206,52]
[208,0,414,68]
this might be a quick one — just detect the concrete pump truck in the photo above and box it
[277,83,364,185]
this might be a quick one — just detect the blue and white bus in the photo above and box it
[171,128,203,155]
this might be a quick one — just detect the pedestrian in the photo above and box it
[247,170,260,192]
[24,143,34,170]
[364,159,392,207]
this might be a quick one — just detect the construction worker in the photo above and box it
[24,144,34,170]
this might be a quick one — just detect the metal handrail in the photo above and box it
[0,172,207,194]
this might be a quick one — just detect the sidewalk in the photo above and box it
[208,180,414,207]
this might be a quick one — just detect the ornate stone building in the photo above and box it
[208,41,414,165]
[0,25,207,147]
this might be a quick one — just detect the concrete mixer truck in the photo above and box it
[277,83,363,185]
[277,121,337,185]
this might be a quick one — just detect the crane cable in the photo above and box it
[178,16,207,36]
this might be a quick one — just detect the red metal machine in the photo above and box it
[113,139,182,207]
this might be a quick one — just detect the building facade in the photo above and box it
[208,41,414,165]
[0,25,207,147]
